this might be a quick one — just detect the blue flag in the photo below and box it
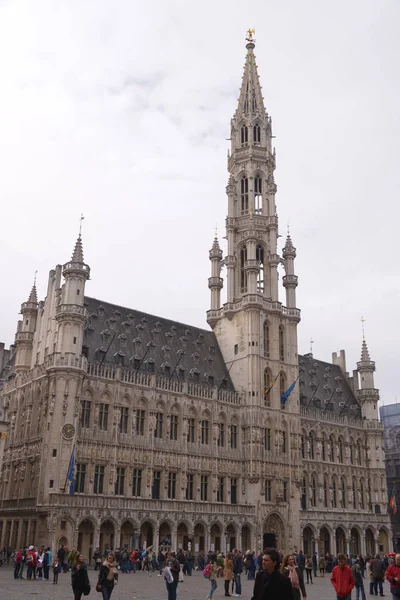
[66,447,75,496]
[281,377,299,405]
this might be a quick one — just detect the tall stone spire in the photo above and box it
[357,327,378,420]
[71,234,84,264]
[235,29,266,118]
[360,337,370,362]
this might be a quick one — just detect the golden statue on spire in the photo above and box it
[246,28,256,43]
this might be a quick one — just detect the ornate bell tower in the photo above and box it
[207,31,300,409]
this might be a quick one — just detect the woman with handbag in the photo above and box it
[224,553,233,597]
[97,552,118,600]
[281,554,307,600]
[71,554,91,600]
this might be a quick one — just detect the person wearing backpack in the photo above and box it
[26,545,37,580]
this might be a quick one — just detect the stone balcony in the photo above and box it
[208,277,223,289]
[282,275,298,288]
[45,353,88,371]
[15,331,34,343]
[55,303,88,319]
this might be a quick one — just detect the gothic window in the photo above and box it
[217,422,225,447]
[93,465,104,494]
[241,176,249,214]
[200,475,208,501]
[353,477,357,509]
[186,473,194,500]
[241,125,248,145]
[256,244,264,292]
[217,477,224,502]
[98,403,109,431]
[265,479,272,502]
[332,478,337,508]
[311,475,317,507]
[136,409,145,435]
[341,477,346,509]
[231,478,238,504]
[283,481,288,502]
[119,407,128,434]
[170,414,178,441]
[253,123,261,145]
[187,418,195,443]
[301,435,305,459]
[201,419,209,445]
[357,440,362,466]
[167,472,176,499]
[329,435,335,462]
[254,176,262,214]
[132,468,142,497]
[264,369,271,407]
[115,467,125,495]
[75,463,86,493]
[279,326,285,362]
[80,399,91,429]
[264,427,271,451]
[152,471,161,499]
[338,437,344,463]
[279,371,286,401]
[301,477,307,510]
[282,430,287,454]
[240,246,247,292]
[309,432,315,460]
[350,441,354,464]
[230,424,238,449]
[263,321,270,358]
[323,477,328,507]
[322,436,326,461]
[155,412,163,438]
[360,480,365,509]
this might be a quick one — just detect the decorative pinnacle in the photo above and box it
[246,28,256,44]
[71,235,84,263]
[28,276,38,304]
[360,337,370,362]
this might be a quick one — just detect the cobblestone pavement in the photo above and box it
[0,564,391,600]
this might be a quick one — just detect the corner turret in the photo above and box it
[207,234,223,328]
[15,277,38,371]
[282,230,298,309]
[357,334,379,420]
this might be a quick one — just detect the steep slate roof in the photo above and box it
[83,297,235,391]
[298,353,361,418]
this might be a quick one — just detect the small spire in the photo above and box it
[235,30,265,117]
[71,235,84,263]
[28,274,38,304]
[360,337,370,362]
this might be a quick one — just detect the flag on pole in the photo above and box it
[66,446,75,496]
[281,376,299,405]
[265,373,279,399]
[389,486,397,515]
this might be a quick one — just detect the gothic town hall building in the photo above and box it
[0,36,391,559]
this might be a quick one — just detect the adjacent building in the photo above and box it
[380,403,400,550]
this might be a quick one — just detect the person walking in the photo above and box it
[164,551,180,600]
[312,553,318,579]
[43,547,52,581]
[25,545,37,580]
[352,559,366,600]
[371,554,386,597]
[97,552,119,600]
[319,555,325,577]
[52,557,60,584]
[71,554,91,600]
[251,548,294,600]
[296,550,306,576]
[281,553,307,600]
[305,556,313,584]
[331,553,355,600]
[232,549,243,597]
[224,553,233,597]
[385,552,400,599]
[14,548,23,579]
[93,548,102,571]
[207,560,219,600]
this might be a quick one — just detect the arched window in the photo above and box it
[301,435,305,459]
[323,477,328,507]
[264,369,271,407]
[263,321,270,358]
[301,476,307,510]
[253,123,261,145]
[279,326,285,362]
[322,436,326,462]
[353,477,357,509]
[311,475,317,507]
[241,176,249,214]
[357,440,362,466]
[279,372,286,400]
[309,432,315,460]
[350,440,354,464]
[341,478,346,509]
[360,480,365,510]
[338,437,344,463]
[332,479,337,508]
[254,176,262,215]
[329,435,335,462]
[256,244,264,293]
[240,246,247,293]
[241,125,248,145]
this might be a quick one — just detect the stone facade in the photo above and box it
[379,403,400,550]
[0,35,391,559]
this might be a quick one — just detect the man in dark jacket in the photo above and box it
[296,550,305,574]
[233,549,243,597]
[370,554,385,597]
[351,560,366,600]
[251,549,293,600]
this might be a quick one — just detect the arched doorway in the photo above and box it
[177,523,189,551]
[140,521,154,550]
[378,528,389,554]
[194,523,206,553]
[366,528,375,555]
[78,519,95,561]
[263,513,285,551]
[100,520,115,553]
[120,520,136,549]
[350,527,360,555]
[319,527,330,555]
[241,525,251,552]
[303,526,314,557]
[210,523,222,553]
[58,535,68,548]
[226,524,236,552]
[336,527,346,554]
[159,522,172,550]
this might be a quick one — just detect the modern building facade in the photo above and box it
[380,403,400,550]
[0,34,391,559]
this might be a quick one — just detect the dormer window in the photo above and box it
[241,125,248,146]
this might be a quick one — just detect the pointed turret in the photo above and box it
[207,234,223,328]
[360,338,370,362]
[27,283,38,304]
[71,234,84,264]
[356,331,379,420]
[282,229,298,309]
[15,277,39,371]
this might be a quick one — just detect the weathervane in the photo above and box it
[34,270,38,286]
[246,28,256,43]
[79,213,84,236]
[361,316,366,339]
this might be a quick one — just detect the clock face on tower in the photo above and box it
[62,423,75,440]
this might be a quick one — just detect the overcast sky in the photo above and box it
[1,0,399,404]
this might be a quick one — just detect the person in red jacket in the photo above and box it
[331,553,355,600]
[386,552,400,598]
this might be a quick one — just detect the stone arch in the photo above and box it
[210,521,223,552]
[226,522,237,551]
[241,523,252,552]
[202,408,211,418]
[335,526,346,554]
[365,527,375,555]
[78,518,95,561]
[303,525,315,557]
[319,525,332,555]
[159,520,173,550]
[177,522,190,551]
[100,519,116,553]
[194,521,206,553]
[378,526,390,554]
[350,526,361,555]
[263,512,285,551]
[120,519,137,549]
[139,520,155,550]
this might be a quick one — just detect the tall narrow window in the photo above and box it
[98,403,109,431]
[201,420,209,445]
[241,177,249,214]
[332,479,337,508]
[75,463,86,493]
[283,481,288,502]
[301,478,307,510]
[279,326,285,362]
[353,478,357,509]
[263,428,271,451]
[329,436,335,462]
[253,123,261,145]
[324,478,328,507]
[256,244,264,292]
[341,478,346,509]
[254,176,262,215]
[200,475,208,501]
[231,478,238,505]
[152,471,161,499]
[230,424,238,449]
[136,409,145,435]
[187,418,195,443]
[338,437,343,463]
[322,437,326,461]
[301,435,305,459]
[311,475,317,507]
[217,477,224,502]
[282,430,287,454]
[279,372,286,400]
[115,467,125,495]
[265,479,272,502]
[155,412,163,438]
[186,473,194,500]
[119,407,128,434]
[240,246,247,292]
[93,466,104,494]
[132,469,142,497]
[264,369,271,407]
[309,432,315,460]
[80,400,91,428]
[170,415,178,441]
[360,481,365,509]
[241,125,248,145]
[357,441,362,466]
[167,472,176,499]
[263,322,270,358]
[217,423,225,447]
